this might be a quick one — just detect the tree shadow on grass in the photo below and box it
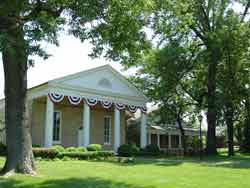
[88,158,183,167]
[92,155,250,169]
[0,177,156,188]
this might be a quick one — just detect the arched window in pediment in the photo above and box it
[97,78,112,89]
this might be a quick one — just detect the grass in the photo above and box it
[0,152,250,188]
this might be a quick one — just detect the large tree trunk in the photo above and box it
[176,115,186,155]
[0,25,35,175]
[206,48,219,155]
[225,102,234,156]
[243,99,250,152]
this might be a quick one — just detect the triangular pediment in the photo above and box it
[50,65,147,100]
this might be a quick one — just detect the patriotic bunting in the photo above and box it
[85,98,98,106]
[101,100,113,109]
[68,96,81,105]
[47,93,146,113]
[115,103,125,110]
[128,105,138,113]
[140,106,147,114]
[48,93,64,103]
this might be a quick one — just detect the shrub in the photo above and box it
[65,147,78,152]
[32,148,59,159]
[87,144,102,151]
[77,147,88,152]
[97,151,115,158]
[52,145,65,152]
[118,144,139,157]
[0,142,6,156]
[59,151,99,160]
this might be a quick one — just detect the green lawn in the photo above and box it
[0,153,250,188]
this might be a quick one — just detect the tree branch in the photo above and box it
[241,0,250,22]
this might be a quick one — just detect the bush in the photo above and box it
[65,147,79,152]
[0,142,6,156]
[52,145,65,152]
[97,151,115,158]
[118,144,139,157]
[32,148,59,159]
[58,151,114,160]
[77,147,88,152]
[87,144,102,151]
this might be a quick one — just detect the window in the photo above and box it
[53,111,61,144]
[104,116,112,145]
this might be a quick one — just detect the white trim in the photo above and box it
[53,111,62,145]
[51,64,148,101]
[104,115,112,145]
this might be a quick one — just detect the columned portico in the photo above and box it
[168,134,172,149]
[140,113,147,148]
[44,96,54,147]
[114,108,121,151]
[83,101,90,146]
[157,133,160,148]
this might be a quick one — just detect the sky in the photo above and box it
[0,34,135,99]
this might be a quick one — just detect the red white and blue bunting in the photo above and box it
[115,103,126,110]
[85,98,98,107]
[48,93,64,103]
[68,96,81,105]
[101,100,113,109]
[127,105,138,113]
[140,106,147,114]
[48,93,146,113]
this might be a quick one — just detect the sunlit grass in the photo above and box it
[0,152,249,188]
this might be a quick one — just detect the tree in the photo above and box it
[130,0,250,155]
[129,40,204,154]
[0,0,152,175]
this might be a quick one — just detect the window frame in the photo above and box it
[103,115,112,145]
[53,111,62,145]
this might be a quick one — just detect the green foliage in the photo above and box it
[118,144,139,157]
[32,148,59,159]
[65,147,79,152]
[87,144,102,151]
[78,147,88,152]
[59,151,114,160]
[52,145,65,152]
[32,147,113,160]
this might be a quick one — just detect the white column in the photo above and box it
[179,134,182,148]
[140,113,147,148]
[148,133,151,145]
[83,102,90,146]
[44,96,54,147]
[157,134,160,148]
[114,108,121,151]
[168,134,172,149]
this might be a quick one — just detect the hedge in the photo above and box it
[117,144,140,157]
[118,144,162,157]
[32,147,114,160]
[59,151,114,160]
[33,147,59,159]
[87,144,102,151]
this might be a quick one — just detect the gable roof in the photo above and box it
[49,64,148,100]
[0,65,148,106]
